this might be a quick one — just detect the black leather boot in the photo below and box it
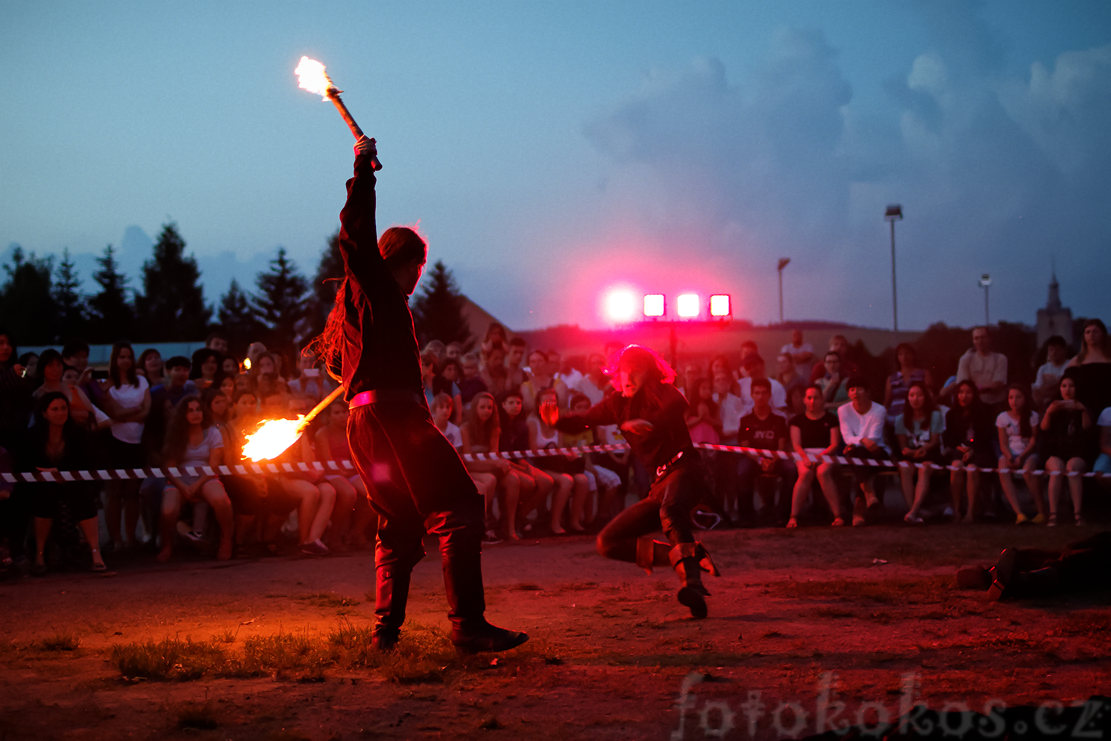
[670,542,717,619]
[450,620,529,653]
[372,563,411,650]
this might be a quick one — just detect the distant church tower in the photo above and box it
[1036,268,1073,349]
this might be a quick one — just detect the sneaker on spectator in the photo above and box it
[300,539,329,556]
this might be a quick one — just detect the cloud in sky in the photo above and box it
[574,19,1111,330]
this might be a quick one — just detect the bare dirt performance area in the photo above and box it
[2,524,1109,740]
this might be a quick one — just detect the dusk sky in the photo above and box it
[3,1,1110,333]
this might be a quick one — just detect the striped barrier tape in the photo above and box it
[1,442,1107,483]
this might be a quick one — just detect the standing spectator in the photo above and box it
[505,337,528,392]
[190,348,221,391]
[895,382,943,524]
[810,335,860,382]
[0,330,32,451]
[206,331,230,356]
[143,356,197,465]
[551,350,583,391]
[780,329,815,368]
[944,380,997,523]
[102,342,150,552]
[480,344,509,398]
[1040,376,1092,526]
[1064,319,1111,421]
[458,352,488,406]
[837,378,888,526]
[520,350,569,415]
[289,351,332,402]
[23,393,107,574]
[1092,405,1111,487]
[736,378,795,526]
[956,326,1008,408]
[137,348,165,388]
[1032,336,1070,411]
[815,351,850,411]
[788,385,844,528]
[884,343,934,426]
[775,353,807,402]
[995,384,1044,524]
[737,355,787,416]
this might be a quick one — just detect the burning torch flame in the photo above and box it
[295,56,335,100]
[241,386,345,462]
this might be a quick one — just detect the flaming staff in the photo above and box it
[242,386,345,462]
[295,56,382,170]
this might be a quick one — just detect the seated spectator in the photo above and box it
[0,330,33,452]
[956,326,1008,409]
[810,334,860,382]
[711,370,743,521]
[529,387,586,535]
[943,380,997,523]
[736,378,795,527]
[313,400,375,549]
[574,353,611,406]
[1040,376,1092,526]
[438,358,465,417]
[1094,405,1111,486]
[563,392,623,527]
[685,378,721,445]
[837,377,888,526]
[895,382,944,524]
[420,350,462,423]
[520,350,569,415]
[788,385,844,528]
[498,389,552,537]
[738,341,759,376]
[444,341,463,361]
[815,351,850,411]
[884,343,934,426]
[709,354,736,384]
[737,355,787,416]
[1065,319,1111,420]
[221,354,240,378]
[1032,335,1070,411]
[157,394,234,562]
[190,347,221,390]
[422,339,446,365]
[996,384,1045,525]
[455,392,512,542]
[780,329,815,368]
[23,392,107,574]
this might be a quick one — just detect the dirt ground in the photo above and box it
[1,522,1109,740]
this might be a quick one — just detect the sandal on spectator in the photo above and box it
[903,513,924,525]
[785,518,798,529]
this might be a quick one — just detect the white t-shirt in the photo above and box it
[442,421,462,448]
[781,341,814,358]
[838,401,888,451]
[182,426,224,467]
[995,410,1039,457]
[106,375,149,444]
[714,392,745,438]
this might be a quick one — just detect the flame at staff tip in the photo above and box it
[241,415,307,462]
[295,56,333,100]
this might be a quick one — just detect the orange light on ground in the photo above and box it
[643,293,666,318]
[676,293,701,318]
[709,294,732,318]
[603,288,638,323]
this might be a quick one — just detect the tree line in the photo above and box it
[0,223,472,358]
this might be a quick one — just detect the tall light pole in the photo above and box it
[979,273,992,326]
[777,257,791,324]
[884,204,903,331]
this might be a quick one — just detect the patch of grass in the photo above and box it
[232,633,330,680]
[291,593,359,608]
[112,638,228,681]
[38,633,80,651]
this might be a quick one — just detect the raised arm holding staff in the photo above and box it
[309,133,526,653]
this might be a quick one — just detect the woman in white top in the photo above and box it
[157,394,234,562]
[995,384,1044,525]
[103,342,150,551]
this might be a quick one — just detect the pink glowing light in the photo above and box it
[642,293,666,318]
[676,293,701,319]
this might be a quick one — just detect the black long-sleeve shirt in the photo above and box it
[337,153,423,402]
[554,383,691,471]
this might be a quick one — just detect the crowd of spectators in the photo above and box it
[1,318,1110,577]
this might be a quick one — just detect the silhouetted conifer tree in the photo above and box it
[134,222,211,341]
[0,246,56,344]
[254,247,309,354]
[410,260,471,348]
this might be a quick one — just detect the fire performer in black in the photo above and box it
[544,345,721,618]
[314,136,526,652]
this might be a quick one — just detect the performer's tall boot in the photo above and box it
[372,563,411,650]
[670,542,720,619]
[441,526,528,653]
[635,535,673,574]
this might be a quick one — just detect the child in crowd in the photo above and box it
[529,387,587,534]
[895,382,943,524]
[996,384,1045,525]
[499,389,551,537]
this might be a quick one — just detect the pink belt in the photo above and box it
[349,389,425,409]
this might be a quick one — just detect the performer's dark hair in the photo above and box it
[310,226,428,383]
